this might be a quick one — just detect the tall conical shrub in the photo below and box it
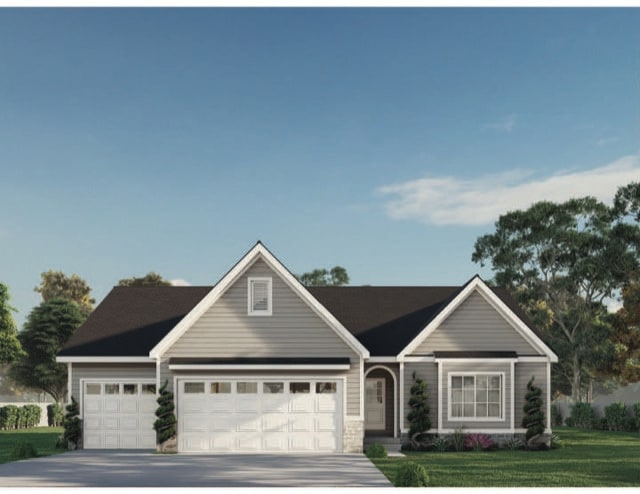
[522,377,545,445]
[63,397,81,449]
[407,371,431,447]
[153,380,176,450]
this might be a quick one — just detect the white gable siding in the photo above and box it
[164,259,361,416]
[411,291,540,355]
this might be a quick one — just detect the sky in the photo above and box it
[1,7,639,327]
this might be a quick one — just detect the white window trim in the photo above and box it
[247,277,273,316]
[364,377,386,431]
[168,363,350,371]
[447,372,506,423]
[79,378,156,420]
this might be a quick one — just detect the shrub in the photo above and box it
[604,402,629,431]
[9,441,38,461]
[503,436,524,450]
[395,462,430,487]
[407,371,431,448]
[0,405,19,429]
[464,433,495,451]
[550,433,562,449]
[550,403,563,426]
[23,405,42,428]
[47,403,64,427]
[451,427,465,452]
[54,434,67,450]
[154,380,177,449]
[633,403,640,431]
[433,436,449,452]
[366,442,387,458]
[569,402,595,429]
[63,397,81,449]
[522,377,545,445]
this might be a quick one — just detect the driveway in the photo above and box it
[0,451,392,487]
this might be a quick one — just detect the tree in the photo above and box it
[34,270,94,316]
[407,371,431,448]
[610,282,640,383]
[153,380,177,452]
[10,299,86,403]
[297,266,350,286]
[0,283,22,364]
[118,272,171,287]
[522,377,545,447]
[472,193,640,401]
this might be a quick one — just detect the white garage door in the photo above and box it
[83,381,157,449]
[178,378,343,453]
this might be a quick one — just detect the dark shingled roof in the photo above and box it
[59,286,212,356]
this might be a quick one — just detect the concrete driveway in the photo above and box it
[0,450,392,487]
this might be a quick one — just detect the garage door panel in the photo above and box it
[262,395,287,413]
[84,400,102,414]
[103,416,119,430]
[236,396,259,413]
[317,435,338,451]
[289,433,314,451]
[290,396,314,413]
[317,395,337,412]
[121,400,138,413]
[120,416,139,431]
[262,434,287,451]
[140,399,156,413]
[290,414,314,432]
[182,414,207,432]
[120,434,139,449]
[104,400,119,413]
[209,414,235,432]
[84,433,102,449]
[210,435,234,451]
[210,395,233,412]
[104,434,119,448]
[262,413,288,432]
[236,414,260,432]
[316,414,338,432]
[182,435,209,451]
[237,434,261,451]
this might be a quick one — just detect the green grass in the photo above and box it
[371,428,640,487]
[0,427,65,464]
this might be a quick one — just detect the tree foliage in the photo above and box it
[297,266,350,286]
[63,396,81,449]
[118,272,171,287]
[10,299,86,403]
[0,283,22,364]
[472,189,640,400]
[34,270,94,316]
[522,377,545,445]
[610,281,640,383]
[407,370,431,446]
[153,380,177,448]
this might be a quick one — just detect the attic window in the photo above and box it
[248,277,272,316]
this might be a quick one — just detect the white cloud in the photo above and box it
[378,154,640,226]
[596,136,619,146]
[485,114,517,132]
[170,278,191,286]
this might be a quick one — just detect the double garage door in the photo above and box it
[178,378,343,453]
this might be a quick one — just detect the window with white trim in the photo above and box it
[449,373,503,420]
[248,277,272,316]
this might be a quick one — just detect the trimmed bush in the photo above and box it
[10,441,38,461]
[365,442,388,458]
[522,377,545,445]
[0,405,19,429]
[407,371,431,448]
[604,402,629,431]
[23,405,41,428]
[569,402,595,429]
[395,462,430,487]
[63,397,81,449]
[154,380,177,451]
[47,403,64,427]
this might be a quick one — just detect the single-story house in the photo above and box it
[57,242,557,453]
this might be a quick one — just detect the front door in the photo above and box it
[365,378,385,430]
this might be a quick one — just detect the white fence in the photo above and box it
[0,402,53,427]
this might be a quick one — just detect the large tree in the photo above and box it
[35,270,95,316]
[472,190,640,401]
[297,266,350,287]
[118,272,171,287]
[10,299,86,403]
[0,283,22,364]
[610,281,640,383]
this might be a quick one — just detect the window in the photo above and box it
[263,382,284,394]
[210,382,231,394]
[450,373,503,420]
[105,384,120,395]
[248,277,272,316]
[142,384,156,395]
[290,382,310,394]
[86,384,101,395]
[123,384,137,395]
[316,382,337,394]
[184,382,205,394]
[237,382,258,394]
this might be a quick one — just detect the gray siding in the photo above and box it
[364,365,398,436]
[441,361,511,430]
[165,258,361,416]
[71,363,156,412]
[403,363,438,431]
[412,291,540,355]
[514,362,548,428]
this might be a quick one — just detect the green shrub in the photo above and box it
[395,462,430,487]
[604,402,629,431]
[503,436,525,450]
[550,433,562,449]
[54,434,68,450]
[451,427,465,452]
[63,397,81,449]
[23,405,42,428]
[154,380,177,447]
[550,403,563,426]
[0,405,19,429]
[9,441,38,461]
[366,442,387,458]
[47,403,64,427]
[522,377,545,444]
[633,403,640,431]
[433,436,449,452]
[407,371,431,448]
[569,402,595,429]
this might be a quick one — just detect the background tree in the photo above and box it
[118,272,171,287]
[35,270,95,316]
[297,266,350,286]
[407,371,431,448]
[0,283,22,364]
[609,282,640,383]
[10,299,85,403]
[522,377,545,447]
[472,191,640,401]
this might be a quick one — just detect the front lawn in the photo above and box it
[371,428,640,487]
[0,427,65,464]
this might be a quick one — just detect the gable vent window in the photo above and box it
[248,277,272,316]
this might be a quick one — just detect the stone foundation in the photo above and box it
[343,418,364,453]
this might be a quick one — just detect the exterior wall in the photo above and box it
[440,361,512,431]
[403,362,438,431]
[70,363,156,412]
[343,418,364,453]
[364,365,398,436]
[164,258,362,416]
[514,362,548,429]
[412,291,540,355]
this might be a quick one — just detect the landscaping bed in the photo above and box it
[370,427,640,487]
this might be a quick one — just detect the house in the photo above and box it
[56,242,558,453]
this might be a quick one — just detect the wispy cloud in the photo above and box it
[378,155,640,226]
[170,278,191,286]
[485,114,517,133]
[596,136,619,146]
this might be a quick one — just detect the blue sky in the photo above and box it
[1,8,639,326]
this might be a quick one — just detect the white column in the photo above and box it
[399,361,405,433]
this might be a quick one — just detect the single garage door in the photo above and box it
[83,381,157,449]
[178,378,343,453]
